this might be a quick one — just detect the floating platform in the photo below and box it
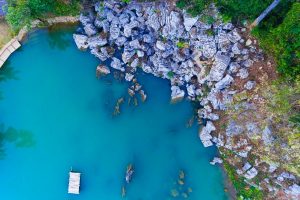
[68,172,81,194]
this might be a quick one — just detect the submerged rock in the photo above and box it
[210,157,223,165]
[96,65,110,76]
[139,90,147,102]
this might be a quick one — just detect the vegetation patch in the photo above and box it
[176,0,213,17]
[221,150,264,200]
[5,0,81,33]
[253,2,300,79]
[176,41,188,49]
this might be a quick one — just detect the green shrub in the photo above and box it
[121,0,131,4]
[167,71,175,79]
[201,15,215,25]
[223,160,263,200]
[6,0,31,32]
[52,0,80,16]
[176,0,213,17]
[176,41,188,48]
[216,0,273,23]
[253,2,300,78]
[176,0,187,9]
[5,0,80,32]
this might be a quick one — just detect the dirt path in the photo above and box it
[0,19,12,49]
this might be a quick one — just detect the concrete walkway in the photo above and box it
[0,38,21,68]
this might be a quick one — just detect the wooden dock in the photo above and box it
[0,38,21,68]
[68,172,81,194]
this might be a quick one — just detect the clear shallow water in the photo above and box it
[0,27,228,200]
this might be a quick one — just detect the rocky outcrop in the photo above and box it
[199,121,216,147]
[171,86,185,102]
[73,34,88,50]
[73,1,299,198]
[96,65,110,76]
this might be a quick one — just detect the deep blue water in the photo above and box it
[0,26,228,200]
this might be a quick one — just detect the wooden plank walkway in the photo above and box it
[0,38,21,68]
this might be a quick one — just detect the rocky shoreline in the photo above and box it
[73,0,299,199]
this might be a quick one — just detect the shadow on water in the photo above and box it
[0,124,35,159]
[0,63,19,82]
[0,64,34,159]
[0,63,19,100]
[46,25,76,50]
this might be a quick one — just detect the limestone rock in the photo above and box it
[209,53,230,81]
[84,24,97,36]
[183,13,198,32]
[156,41,166,51]
[73,34,89,50]
[210,157,223,165]
[124,20,139,37]
[199,121,216,147]
[109,23,120,40]
[115,36,127,47]
[125,73,134,82]
[237,68,249,79]
[88,36,108,48]
[96,65,110,75]
[244,81,256,90]
[246,39,252,46]
[244,167,258,179]
[111,57,125,72]
[215,75,234,90]
[171,86,185,102]
[146,12,160,31]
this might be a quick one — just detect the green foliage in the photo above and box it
[253,2,300,79]
[176,0,187,9]
[52,0,80,16]
[205,29,214,36]
[6,0,31,32]
[5,0,80,32]
[216,0,273,23]
[167,71,175,79]
[290,113,300,129]
[176,41,188,48]
[258,77,300,175]
[121,0,131,4]
[201,15,215,25]
[258,0,295,30]
[176,0,213,17]
[223,160,263,200]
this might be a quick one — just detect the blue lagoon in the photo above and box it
[0,27,228,200]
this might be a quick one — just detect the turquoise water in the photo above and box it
[0,27,228,200]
